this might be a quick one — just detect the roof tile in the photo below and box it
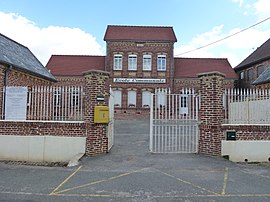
[174,58,237,79]
[0,33,56,81]
[235,37,270,70]
[46,55,105,76]
[104,25,177,42]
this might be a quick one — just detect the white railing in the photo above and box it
[224,88,270,124]
[2,86,84,121]
[150,88,199,153]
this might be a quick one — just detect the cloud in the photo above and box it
[232,0,244,7]
[174,24,270,67]
[0,12,103,65]
[253,0,270,19]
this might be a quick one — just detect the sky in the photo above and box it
[0,0,270,67]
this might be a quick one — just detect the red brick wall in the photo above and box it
[83,70,110,155]
[237,59,270,88]
[7,69,52,86]
[53,76,85,86]
[198,72,225,156]
[174,78,235,93]
[107,41,174,111]
[0,121,86,137]
[222,125,270,140]
[0,67,111,156]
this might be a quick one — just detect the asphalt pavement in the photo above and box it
[0,119,269,202]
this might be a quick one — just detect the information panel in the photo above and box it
[5,86,28,120]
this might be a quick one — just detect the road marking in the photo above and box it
[50,165,82,195]
[53,167,148,195]
[156,169,218,195]
[221,167,229,195]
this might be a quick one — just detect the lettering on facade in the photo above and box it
[113,78,166,83]
[5,86,28,120]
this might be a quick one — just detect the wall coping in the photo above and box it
[83,69,110,76]
[222,124,270,126]
[197,71,226,78]
[0,120,84,124]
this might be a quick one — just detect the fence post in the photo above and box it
[197,71,225,156]
[83,70,110,155]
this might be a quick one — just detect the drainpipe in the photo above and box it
[2,65,12,119]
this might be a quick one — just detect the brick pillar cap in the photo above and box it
[197,71,226,78]
[83,69,110,76]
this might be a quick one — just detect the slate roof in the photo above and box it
[235,37,270,71]
[0,33,56,81]
[46,55,105,76]
[253,66,270,85]
[174,58,237,79]
[104,25,177,42]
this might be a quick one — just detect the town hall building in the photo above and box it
[46,25,237,116]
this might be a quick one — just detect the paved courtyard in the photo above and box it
[0,120,269,202]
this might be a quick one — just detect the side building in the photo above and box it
[235,37,270,88]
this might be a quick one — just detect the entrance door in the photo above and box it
[149,88,199,153]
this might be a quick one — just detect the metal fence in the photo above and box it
[150,88,199,153]
[224,88,270,124]
[2,86,84,121]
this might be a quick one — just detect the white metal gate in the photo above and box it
[149,88,199,153]
[107,87,114,151]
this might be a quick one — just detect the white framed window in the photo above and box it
[157,55,166,71]
[54,90,61,106]
[128,54,137,70]
[240,71,244,80]
[113,54,122,70]
[113,90,122,107]
[128,91,136,107]
[157,90,166,107]
[72,87,80,107]
[142,91,151,108]
[143,55,152,71]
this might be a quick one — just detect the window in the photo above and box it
[143,55,152,71]
[142,91,151,108]
[257,65,264,77]
[157,90,166,107]
[72,87,80,107]
[113,90,122,107]
[128,55,137,70]
[247,69,253,81]
[113,54,122,70]
[128,91,136,107]
[54,90,61,106]
[157,55,166,71]
[240,71,244,80]
[180,91,189,114]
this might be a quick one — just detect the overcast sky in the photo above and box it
[0,0,270,67]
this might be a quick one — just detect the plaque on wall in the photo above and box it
[5,86,28,120]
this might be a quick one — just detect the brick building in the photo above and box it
[46,25,237,115]
[235,37,270,88]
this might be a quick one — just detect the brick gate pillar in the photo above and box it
[83,70,110,155]
[197,71,225,156]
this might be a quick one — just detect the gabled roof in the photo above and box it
[0,33,56,82]
[46,55,105,76]
[104,25,177,42]
[235,37,270,71]
[174,58,237,79]
[253,66,270,85]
